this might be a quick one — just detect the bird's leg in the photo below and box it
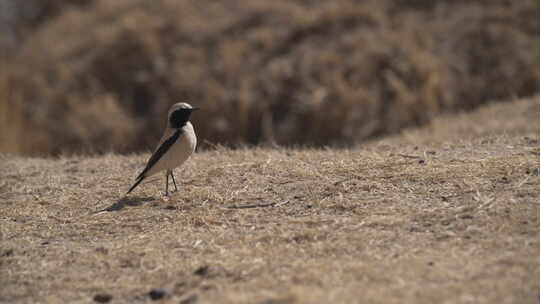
[170,170,178,192]
[165,170,169,196]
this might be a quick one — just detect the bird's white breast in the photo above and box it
[146,122,197,177]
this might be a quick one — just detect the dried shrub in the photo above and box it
[1,0,539,154]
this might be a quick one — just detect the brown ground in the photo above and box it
[1,96,540,303]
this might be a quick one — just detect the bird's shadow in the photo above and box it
[96,196,156,212]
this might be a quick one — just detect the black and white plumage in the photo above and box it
[127,102,198,196]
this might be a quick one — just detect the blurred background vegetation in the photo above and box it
[0,0,539,155]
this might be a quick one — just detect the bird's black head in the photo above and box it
[168,102,199,129]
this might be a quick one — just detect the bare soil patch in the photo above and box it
[1,97,540,303]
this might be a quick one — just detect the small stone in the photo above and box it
[93,293,112,303]
[95,247,108,254]
[1,249,14,257]
[148,288,168,300]
[194,265,209,277]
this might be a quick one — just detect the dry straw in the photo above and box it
[1,0,539,155]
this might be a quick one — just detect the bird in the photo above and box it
[127,102,199,196]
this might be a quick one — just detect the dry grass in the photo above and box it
[1,0,540,154]
[1,97,539,303]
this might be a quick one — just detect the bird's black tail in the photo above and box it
[126,176,145,195]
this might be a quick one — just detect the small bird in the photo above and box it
[127,102,199,196]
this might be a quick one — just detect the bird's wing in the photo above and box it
[135,128,182,180]
[126,174,145,194]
